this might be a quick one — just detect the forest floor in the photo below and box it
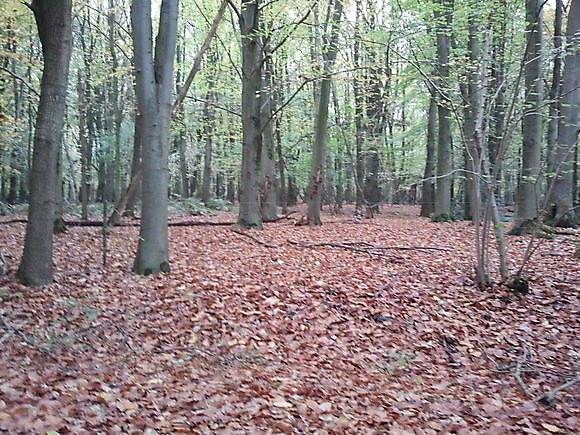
[0,205,578,434]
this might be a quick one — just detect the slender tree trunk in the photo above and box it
[274,58,287,214]
[260,50,278,221]
[108,0,122,201]
[353,0,365,211]
[307,0,343,225]
[464,14,483,223]
[488,0,507,204]
[363,1,383,216]
[17,0,72,286]
[175,34,188,198]
[421,89,437,217]
[513,0,544,233]
[132,0,178,275]
[546,0,563,163]
[238,0,263,229]
[547,0,579,227]
[78,72,91,220]
[201,88,215,204]
[433,0,454,219]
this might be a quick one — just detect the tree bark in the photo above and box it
[421,88,437,217]
[513,0,544,232]
[433,0,454,219]
[260,51,278,222]
[547,0,579,227]
[238,0,263,229]
[17,0,72,286]
[546,0,563,163]
[307,0,343,226]
[131,0,178,275]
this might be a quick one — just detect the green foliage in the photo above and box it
[206,198,232,211]
[431,213,457,223]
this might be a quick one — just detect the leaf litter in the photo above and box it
[0,205,578,433]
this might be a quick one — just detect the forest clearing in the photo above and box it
[0,205,578,433]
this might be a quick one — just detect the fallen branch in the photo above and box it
[269,211,297,222]
[514,345,533,398]
[232,228,277,248]
[340,240,450,252]
[288,239,404,263]
[288,239,448,255]
[538,374,580,405]
[0,314,57,360]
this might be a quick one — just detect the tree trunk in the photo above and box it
[174,33,188,198]
[546,0,579,227]
[108,0,122,201]
[363,1,383,216]
[513,0,544,233]
[353,0,365,211]
[201,89,215,204]
[546,0,563,164]
[433,0,454,220]
[17,0,72,286]
[420,89,437,217]
[260,53,278,222]
[78,71,91,220]
[131,0,178,275]
[238,0,263,229]
[307,0,343,226]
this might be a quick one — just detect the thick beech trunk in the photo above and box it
[238,0,263,229]
[433,0,453,219]
[513,0,544,232]
[547,0,579,227]
[131,0,178,275]
[17,0,72,286]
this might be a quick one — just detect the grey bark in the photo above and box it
[353,0,365,211]
[362,1,383,216]
[433,0,454,219]
[546,0,563,163]
[514,0,544,230]
[201,88,215,205]
[17,0,73,286]
[307,0,343,225]
[547,0,580,227]
[420,89,437,217]
[260,54,278,221]
[175,34,188,198]
[131,0,178,275]
[238,0,263,229]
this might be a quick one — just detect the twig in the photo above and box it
[232,228,277,248]
[538,374,580,405]
[477,342,501,371]
[0,314,57,360]
[514,345,533,398]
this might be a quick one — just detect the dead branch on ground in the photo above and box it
[287,239,449,256]
[0,314,57,360]
[514,345,533,398]
[232,228,277,248]
[538,374,580,405]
